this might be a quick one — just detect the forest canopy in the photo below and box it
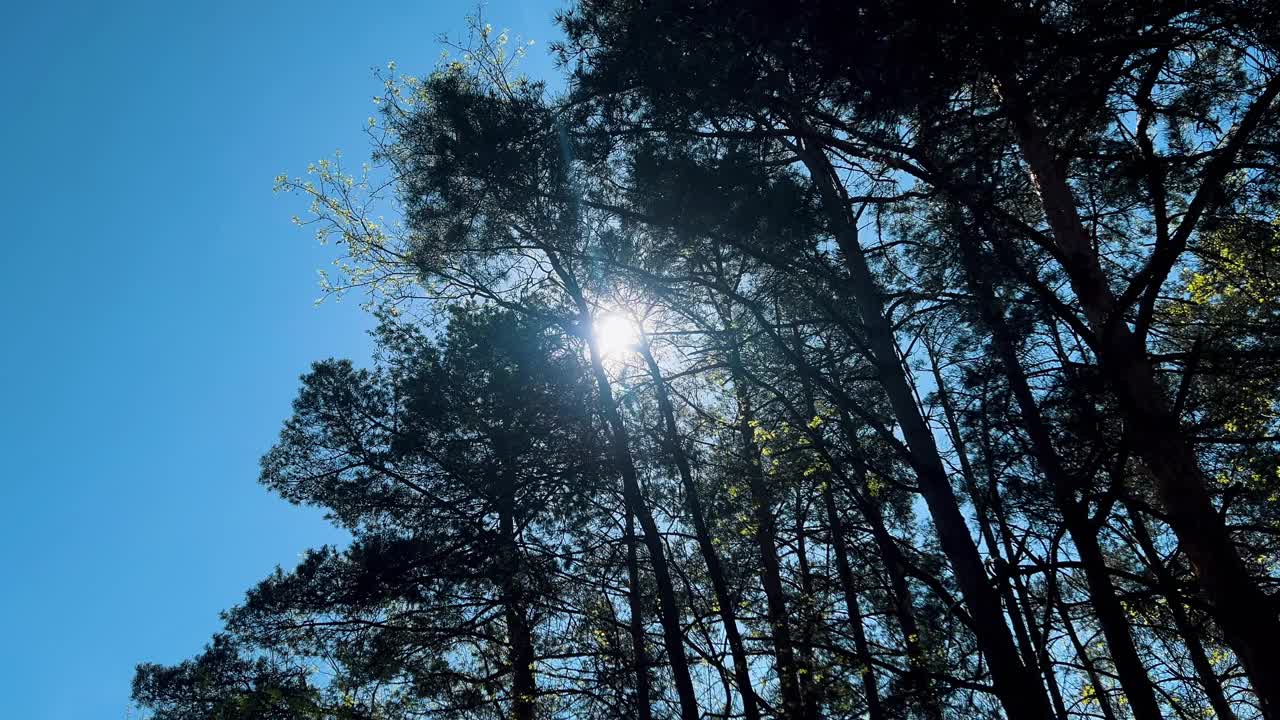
[134,2,1280,719]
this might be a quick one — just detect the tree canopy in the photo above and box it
[136,3,1280,719]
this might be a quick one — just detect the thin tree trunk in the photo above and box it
[1056,594,1121,720]
[707,289,815,719]
[775,318,942,719]
[546,250,701,720]
[728,346,810,720]
[821,480,885,720]
[624,509,654,720]
[822,411,944,718]
[791,334,886,720]
[594,350,700,720]
[799,145,1053,719]
[497,467,538,720]
[1129,509,1238,720]
[867,492,950,718]
[973,393,1071,720]
[958,232,1164,720]
[929,348,1063,715]
[638,339,761,720]
[793,492,823,720]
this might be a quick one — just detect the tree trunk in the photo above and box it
[548,253,700,720]
[1129,509,1238,720]
[792,334,885,720]
[959,233,1163,720]
[1056,594,1121,720]
[995,87,1280,715]
[930,349,1064,716]
[793,492,823,720]
[638,339,761,720]
[728,347,810,720]
[497,467,538,720]
[828,415,943,720]
[624,509,654,720]
[593,348,700,720]
[821,480,885,720]
[799,145,1053,719]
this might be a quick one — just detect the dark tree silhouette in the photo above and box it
[136,4,1280,719]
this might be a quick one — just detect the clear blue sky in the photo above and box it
[0,2,560,716]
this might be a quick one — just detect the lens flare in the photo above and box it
[594,313,638,357]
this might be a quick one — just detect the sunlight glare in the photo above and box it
[595,313,639,357]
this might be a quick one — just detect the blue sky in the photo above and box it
[0,2,560,716]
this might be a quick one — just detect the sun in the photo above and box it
[594,313,639,357]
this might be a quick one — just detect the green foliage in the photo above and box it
[139,3,1280,719]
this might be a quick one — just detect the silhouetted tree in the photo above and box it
[136,4,1280,719]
